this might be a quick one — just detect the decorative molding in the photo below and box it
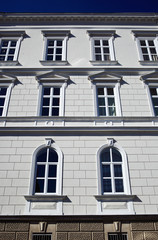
[0,31,26,37]
[45,138,54,146]
[24,195,68,202]
[113,221,121,232]
[132,30,158,37]
[36,71,69,83]
[94,195,138,202]
[41,30,70,37]
[87,30,116,37]
[39,222,47,232]
[88,71,122,82]
[0,61,19,66]
[40,60,69,66]
[107,138,114,146]
[90,60,118,66]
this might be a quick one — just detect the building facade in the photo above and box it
[0,12,158,240]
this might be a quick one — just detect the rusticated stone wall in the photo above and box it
[131,222,158,240]
[0,222,29,240]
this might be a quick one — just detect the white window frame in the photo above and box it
[91,36,115,62]
[93,82,122,117]
[0,37,22,61]
[145,82,158,116]
[37,82,66,117]
[0,83,13,116]
[136,36,158,61]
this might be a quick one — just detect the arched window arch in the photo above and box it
[30,141,63,196]
[97,142,131,195]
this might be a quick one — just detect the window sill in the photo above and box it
[94,194,138,202]
[0,61,19,66]
[139,60,158,66]
[90,60,118,66]
[40,60,69,66]
[24,195,68,202]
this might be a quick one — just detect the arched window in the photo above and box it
[34,147,58,194]
[100,147,124,194]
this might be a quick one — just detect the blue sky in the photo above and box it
[1,0,158,13]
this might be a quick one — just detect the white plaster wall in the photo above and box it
[0,135,158,215]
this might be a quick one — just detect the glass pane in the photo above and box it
[143,55,150,61]
[2,41,8,47]
[103,179,112,192]
[99,107,106,116]
[43,98,50,106]
[150,88,157,95]
[101,148,110,162]
[141,48,148,54]
[154,107,158,116]
[0,108,3,116]
[0,56,5,61]
[104,55,110,61]
[47,48,54,54]
[0,98,5,106]
[150,48,156,54]
[57,40,62,46]
[108,98,115,106]
[96,55,102,61]
[36,148,47,162]
[44,88,50,95]
[36,165,45,177]
[0,88,7,95]
[97,88,104,95]
[52,108,59,116]
[98,97,105,106]
[56,55,62,61]
[53,98,60,106]
[56,48,62,54]
[42,107,49,116]
[47,55,53,60]
[148,40,154,46]
[48,165,57,177]
[114,165,122,177]
[107,88,114,95]
[49,149,58,162]
[112,148,122,162]
[94,40,100,46]
[7,56,14,60]
[10,41,17,47]
[109,107,116,116]
[48,40,54,46]
[152,98,158,106]
[47,179,56,193]
[54,88,60,95]
[103,48,109,53]
[102,165,111,177]
[103,40,109,46]
[140,40,146,46]
[9,49,15,54]
[115,179,124,192]
[0,49,7,54]
[95,48,101,53]
[35,179,44,193]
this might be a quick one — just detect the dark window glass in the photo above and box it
[96,55,102,61]
[0,98,5,106]
[103,40,109,46]
[56,48,62,54]
[54,88,60,95]
[33,234,51,240]
[140,40,146,46]
[95,48,101,53]
[152,98,158,106]
[47,48,54,54]
[143,55,150,61]
[148,40,154,46]
[150,48,156,54]
[48,165,57,177]
[141,48,148,54]
[101,149,110,162]
[154,107,158,116]
[103,179,112,192]
[47,55,53,60]
[115,179,124,192]
[0,49,7,54]
[108,98,115,106]
[94,40,100,46]
[47,179,56,193]
[112,148,122,162]
[49,149,58,162]
[36,165,45,177]
[11,41,17,47]
[53,98,60,106]
[98,98,105,106]
[7,56,14,61]
[109,107,116,116]
[36,149,47,162]
[107,88,114,95]
[44,88,50,95]
[48,40,54,46]
[9,49,15,54]
[43,98,50,106]
[2,41,8,47]
[55,55,62,61]
[102,165,111,177]
[114,165,122,177]
[150,88,157,95]
[0,108,3,116]
[42,107,49,116]
[57,40,62,46]
[35,179,44,193]
[97,88,104,95]
[0,56,5,61]
[52,108,59,116]
[103,48,109,53]
[99,107,106,116]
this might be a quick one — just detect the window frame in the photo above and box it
[145,82,158,116]
[93,82,122,117]
[0,83,13,117]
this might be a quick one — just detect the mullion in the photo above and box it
[100,40,104,61]
[104,87,109,116]
[6,41,11,61]
[146,40,152,61]
[49,87,54,116]
[54,40,57,61]
[110,148,115,193]
[44,148,49,194]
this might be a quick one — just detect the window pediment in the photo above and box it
[141,71,158,81]
[0,73,17,83]
[88,71,122,82]
[36,71,69,83]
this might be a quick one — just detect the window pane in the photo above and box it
[9,49,15,54]
[94,40,100,46]
[10,41,17,47]
[36,165,45,177]
[96,55,102,61]
[57,40,62,46]
[43,98,50,106]
[108,98,115,106]
[47,55,53,60]
[47,179,56,193]
[102,165,111,177]
[56,55,62,61]
[7,56,14,61]
[141,48,148,54]
[0,56,5,61]
[0,49,7,54]
[56,48,62,54]
[114,165,122,177]
[42,107,49,116]
[54,88,60,95]
[2,41,8,47]
[53,98,60,106]
[148,40,154,46]
[48,40,54,46]
[112,148,122,162]
[0,108,3,116]
[107,88,114,95]
[101,149,110,162]
[154,107,158,116]
[47,48,54,54]
[140,40,146,46]
[109,107,116,116]
[115,179,124,192]
[0,98,5,106]
[98,98,105,106]
[36,148,47,162]
[99,107,106,116]
[143,55,150,61]
[150,88,157,95]
[104,55,110,61]
[95,48,101,53]
[103,48,109,53]
[44,88,50,95]
[150,48,156,54]
[52,108,59,116]
[103,40,108,46]
[103,179,112,192]
[152,98,158,106]
[48,165,57,177]
[49,149,58,162]
[35,179,44,193]
[97,88,104,95]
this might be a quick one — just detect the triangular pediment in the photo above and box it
[0,73,17,83]
[141,71,158,81]
[36,71,69,82]
[88,71,122,82]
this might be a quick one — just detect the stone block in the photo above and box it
[145,232,158,240]
[5,223,29,232]
[16,232,28,240]
[0,223,5,231]
[80,223,103,232]
[68,232,91,240]
[132,232,144,240]
[57,232,67,240]
[92,232,104,240]
[57,223,79,232]
[0,232,15,240]
[131,222,154,231]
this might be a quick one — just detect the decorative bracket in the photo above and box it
[113,221,121,232]
[39,222,47,232]
[107,138,114,146]
[45,138,54,147]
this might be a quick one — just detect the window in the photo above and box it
[34,147,58,194]
[41,87,61,116]
[149,87,158,116]
[41,31,70,65]
[108,233,128,240]
[32,234,51,240]
[97,87,116,116]
[0,83,13,117]
[137,38,158,61]
[100,147,124,194]
[0,39,18,61]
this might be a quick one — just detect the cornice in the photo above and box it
[0,13,158,25]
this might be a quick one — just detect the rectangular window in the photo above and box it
[150,87,158,116]
[0,40,18,61]
[0,87,8,116]
[32,234,52,240]
[46,39,64,61]
[139,39,158,61]
[41,87,61,116]
[108,233,128,240]
[97,87,116,116]
[93,39,111,61]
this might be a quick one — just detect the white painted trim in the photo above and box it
[0,83,13,116]
[145,82,158,116]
